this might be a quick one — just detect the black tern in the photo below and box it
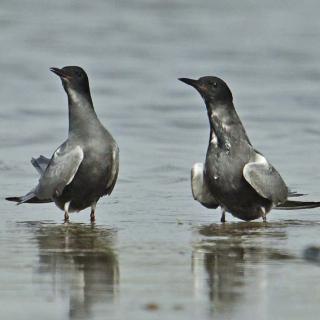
[179,76,320,222]
[7,66,119,222]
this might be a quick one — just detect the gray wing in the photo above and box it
[191,163,219,209]
[31,155,50,175]
[35,143,84,199]
[105,145,119,195]
[243,152,288,205]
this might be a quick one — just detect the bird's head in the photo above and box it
[179,76,233,105]
[50,66,90,95]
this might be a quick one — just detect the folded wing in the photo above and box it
[191,163,219,209]
[105,145,119,196]
[35,143,84,199]
[243,152,288,206]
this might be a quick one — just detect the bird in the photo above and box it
[6,66,119,222]
[179,76,320,222]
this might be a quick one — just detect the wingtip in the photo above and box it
[5,196,21,204]
[276,200,320,210]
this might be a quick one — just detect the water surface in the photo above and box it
[1,1,320,319]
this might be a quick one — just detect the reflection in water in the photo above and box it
[30,222,119,319]
[304,246,320,264]
[192,222,293,315]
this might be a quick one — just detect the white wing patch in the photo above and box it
[252,152,268,165]
[191,163,218,207]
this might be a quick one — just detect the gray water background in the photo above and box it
[1,0,320,319]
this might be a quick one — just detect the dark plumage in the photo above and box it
[7,66,119,222]
[180,76,320,222]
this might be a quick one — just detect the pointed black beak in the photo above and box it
[50,67,71,79]
[179,78,208,94]
[178,78,199,88]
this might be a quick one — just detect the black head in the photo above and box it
[50,66,90,94]
[179,76,233,104]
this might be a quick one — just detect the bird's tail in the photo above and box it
[6,191,51,205]
[275,200,320,210]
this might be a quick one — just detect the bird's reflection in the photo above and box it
[31,222,119,319]
[192,222,293,315]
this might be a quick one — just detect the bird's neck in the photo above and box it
[66,88,99,137]
[206,101,251,148]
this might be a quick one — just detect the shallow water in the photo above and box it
[1,0,320,319]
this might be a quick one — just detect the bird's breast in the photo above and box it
[205,144,251,191]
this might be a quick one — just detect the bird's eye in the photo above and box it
[213,82,217,88]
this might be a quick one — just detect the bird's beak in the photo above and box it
[178,78,198,87]
[50,67,71,79]
[179,78,206,92]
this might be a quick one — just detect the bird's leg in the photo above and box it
[90,202,97,223]
[220,208,226,223]
[261,207,266,222]
[64,202,70,223]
